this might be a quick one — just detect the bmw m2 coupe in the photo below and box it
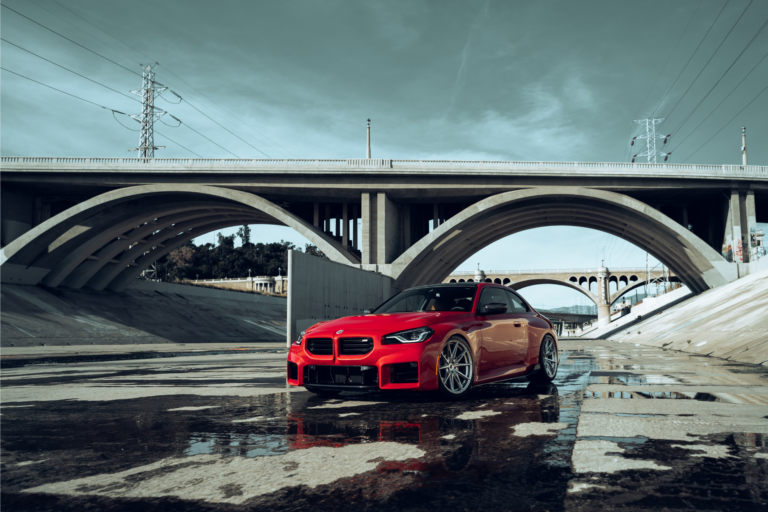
[287,283,559,398]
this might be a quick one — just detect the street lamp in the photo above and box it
[196,274,199,282]
[248,269,252,279]
[278,267,282,277]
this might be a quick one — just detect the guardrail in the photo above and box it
[450,268,649,275]
[1,157,766,175]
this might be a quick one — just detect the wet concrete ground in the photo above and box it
[1,340,767,511]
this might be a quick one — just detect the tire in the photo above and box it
[527,335,559,383]
[304,386,341,397]
[437,336,474,399]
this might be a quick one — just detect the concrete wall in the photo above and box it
[605,267,768,366]
[1,187,34,247]
[1,281,286,347]
[287,250,397,346]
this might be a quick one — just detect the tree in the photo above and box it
[304,244,327,259]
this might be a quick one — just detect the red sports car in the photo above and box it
[287,283,559,398]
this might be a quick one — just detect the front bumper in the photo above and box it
[287,339,440,391]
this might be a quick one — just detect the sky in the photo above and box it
[2,0,767,308]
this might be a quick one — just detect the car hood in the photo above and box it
[304,311,466,337]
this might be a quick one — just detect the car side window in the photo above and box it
[478,287,512,313]
[505,290,530,313]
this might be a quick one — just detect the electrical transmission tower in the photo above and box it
[129,63,167,158]
[631,118,671,163]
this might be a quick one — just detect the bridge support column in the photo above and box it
[361,193,400,266]
[342,202,349,250]
[723,190,744,263]
[361,193,376,264]
[597,266,611,326]
[745,190,757,261]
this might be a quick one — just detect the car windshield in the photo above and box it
[374,286,477,313]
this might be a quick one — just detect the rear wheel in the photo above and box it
[528,335,559,383]
[437,337,474,398]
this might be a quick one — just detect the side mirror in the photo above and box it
[478,303,507,315]
[363,309,372,314]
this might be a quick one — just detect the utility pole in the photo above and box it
[366,119,371,158]
[129,63,167,158]
[742,126,748,166]
[631,118,671,163]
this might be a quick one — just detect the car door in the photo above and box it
[475,287,516,374]
[505,290,531,365]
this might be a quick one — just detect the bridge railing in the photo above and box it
[449,268,648,275]
[1,157,766,175]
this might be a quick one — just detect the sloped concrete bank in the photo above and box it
[607,268,768,365]
[1,281,287,348]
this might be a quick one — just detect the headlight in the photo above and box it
[382,327,434,345]
[293,331,305,346]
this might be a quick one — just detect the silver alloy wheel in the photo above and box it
[542,337,558,378]
[439,339,472,395]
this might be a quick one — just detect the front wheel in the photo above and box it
[527,335,559,383]
[437,337,474,398]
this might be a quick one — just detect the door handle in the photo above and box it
[514,322,522,327]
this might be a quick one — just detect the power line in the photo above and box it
[28,0,143,67]
[48,0,295,158]
[3,5,253,158]
[0,38,139,103]
[668,52,768,153]
[650,0,731,118]
[668,17,768,135]
[662,0,754,123]
[1,4,140,77]
[1,66,125,111]
[633,0,704,120]
[178,119,241,158]
[157,69,297,158]
[681,83,768,162]
[1,67,203,158]
[155,130,203,158]
[51,0,152,62]
[171,91,271,158]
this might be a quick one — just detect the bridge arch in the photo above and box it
[1,184,358,291]
[508,277,599,306]
[389,187,735,293]
[609,274,681,305]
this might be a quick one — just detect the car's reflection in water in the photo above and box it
[284,382,568,500]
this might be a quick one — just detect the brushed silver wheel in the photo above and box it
[438,337,473,397]
[542,336,558,379]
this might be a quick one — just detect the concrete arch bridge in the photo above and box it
[1,158,765,333]
[445,267,679,310]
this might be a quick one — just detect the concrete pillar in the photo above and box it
[432,204,439,231]
[403,204,411,250]
[342,202,349,249]
[597,267,611,326]
[361,193,376,265]
[682,206,689,229]
[324,204,331,233]
[724,190,743,263]
[352,203,358,251]
[745,190,757,260]
[313,203,319,228]
[334,214,340,238]
[377,193,399,264]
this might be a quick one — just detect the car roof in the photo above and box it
[410,283,478,289]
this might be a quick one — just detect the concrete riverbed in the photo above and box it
[1,339,767,511]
